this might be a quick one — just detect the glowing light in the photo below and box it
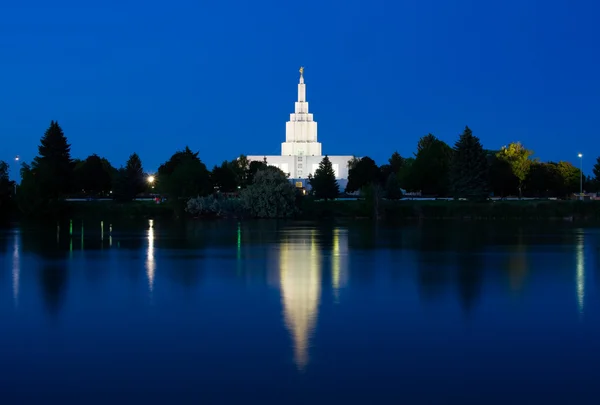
[575,229,585,314]
[12,230,20,308]
[331,228,349,302]
[146,219,156,292]
[279,229,321,371]
[578,153,583,158]
[147,175,155,184]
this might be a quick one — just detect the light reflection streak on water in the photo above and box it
[575,229,585,314]
[279,229,321,371]
[331,228,348,303]
[12,230,20,308]
[147,219,156,292]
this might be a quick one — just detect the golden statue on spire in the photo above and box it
[299,66,304,76]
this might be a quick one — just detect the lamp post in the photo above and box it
[13,155,19,195]
[578,153,583,200]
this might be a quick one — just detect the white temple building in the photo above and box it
[247,67,353,189]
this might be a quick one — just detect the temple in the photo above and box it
[247,67,353,189]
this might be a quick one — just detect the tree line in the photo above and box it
[1,122,600,219]
[331,126,599,201]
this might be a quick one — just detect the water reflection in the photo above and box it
[12,230,21,308]
[507,229,529,292]
[147,219,156,293]
[575,229,585,314]
[332,228,348,302]
[278,229,321,371]
[39,262,68,315]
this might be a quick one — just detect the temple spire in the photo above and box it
[298,67,306,102]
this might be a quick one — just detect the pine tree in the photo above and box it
[450,126,489,199]
[309,156,339,200]
[593,156,600,182]
[125,153,146,197]
[31,120,73,197]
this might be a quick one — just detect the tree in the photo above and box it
[488,152,518,197]
[496,142,534,198]
[113,153,146,201]
[384,172,403,200]
[309,156,339,200]
[232,155,250,188]
[211,161,238,192]
[345,157,381,193]
[593,156,600,182]
[0,161,15,219]
[450,126,489,199]
[556,161,580,196]
[525,162,561,197]
[409,135,453,196]
[380,151,405,180]
[157,147,211,199]
[31,120,74,198]
[240,167,297,218]
[247,160,268,185]
[73,154,114,196]
[416,134,438,154]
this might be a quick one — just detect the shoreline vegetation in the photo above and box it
[3,121,600,225]
[4,198,600,225]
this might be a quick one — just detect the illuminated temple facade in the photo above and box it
[247,68,353,189]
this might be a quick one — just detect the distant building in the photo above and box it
[247,68,354,189]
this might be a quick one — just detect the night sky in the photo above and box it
[2,0,599,180]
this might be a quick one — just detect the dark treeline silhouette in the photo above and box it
[2,122,600,221]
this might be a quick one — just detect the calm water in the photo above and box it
[1,220,600,404]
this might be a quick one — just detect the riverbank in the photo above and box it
[5,198,600,222]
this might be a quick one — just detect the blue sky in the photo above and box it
[1,0,599,179]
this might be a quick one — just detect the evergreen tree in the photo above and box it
[309,156,339,200]
[31,120,73,197]
[450,126,489,199]
[113,153,146,201]
[593,156,600,182]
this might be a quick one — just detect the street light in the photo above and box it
[578,153,583,199]
[13,155,19,195]
[147,175,155,190]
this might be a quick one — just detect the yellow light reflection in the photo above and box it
[331,228,349,303]
[279,229,321,371]
[575,229,585,314]
[12,230,20,308]
[507,229,528,292]
[146,219,156,292]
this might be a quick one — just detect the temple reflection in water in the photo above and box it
[276,227,348,370]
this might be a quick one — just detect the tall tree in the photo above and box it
[73,154,114,196]
[450,126,489,199]
[211,161,238,192]
[410,134,452,196]
[0,161,15,218]
[31,120,74,197]
[488,152,518,197]
[113,153,146,201]
[247,160,268,185]
[496,142,534,198]
[157,147,211,199]
[416,134,438,154]
[593,156,600,182]
[309,156,339,200]
[345,157,381,193]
